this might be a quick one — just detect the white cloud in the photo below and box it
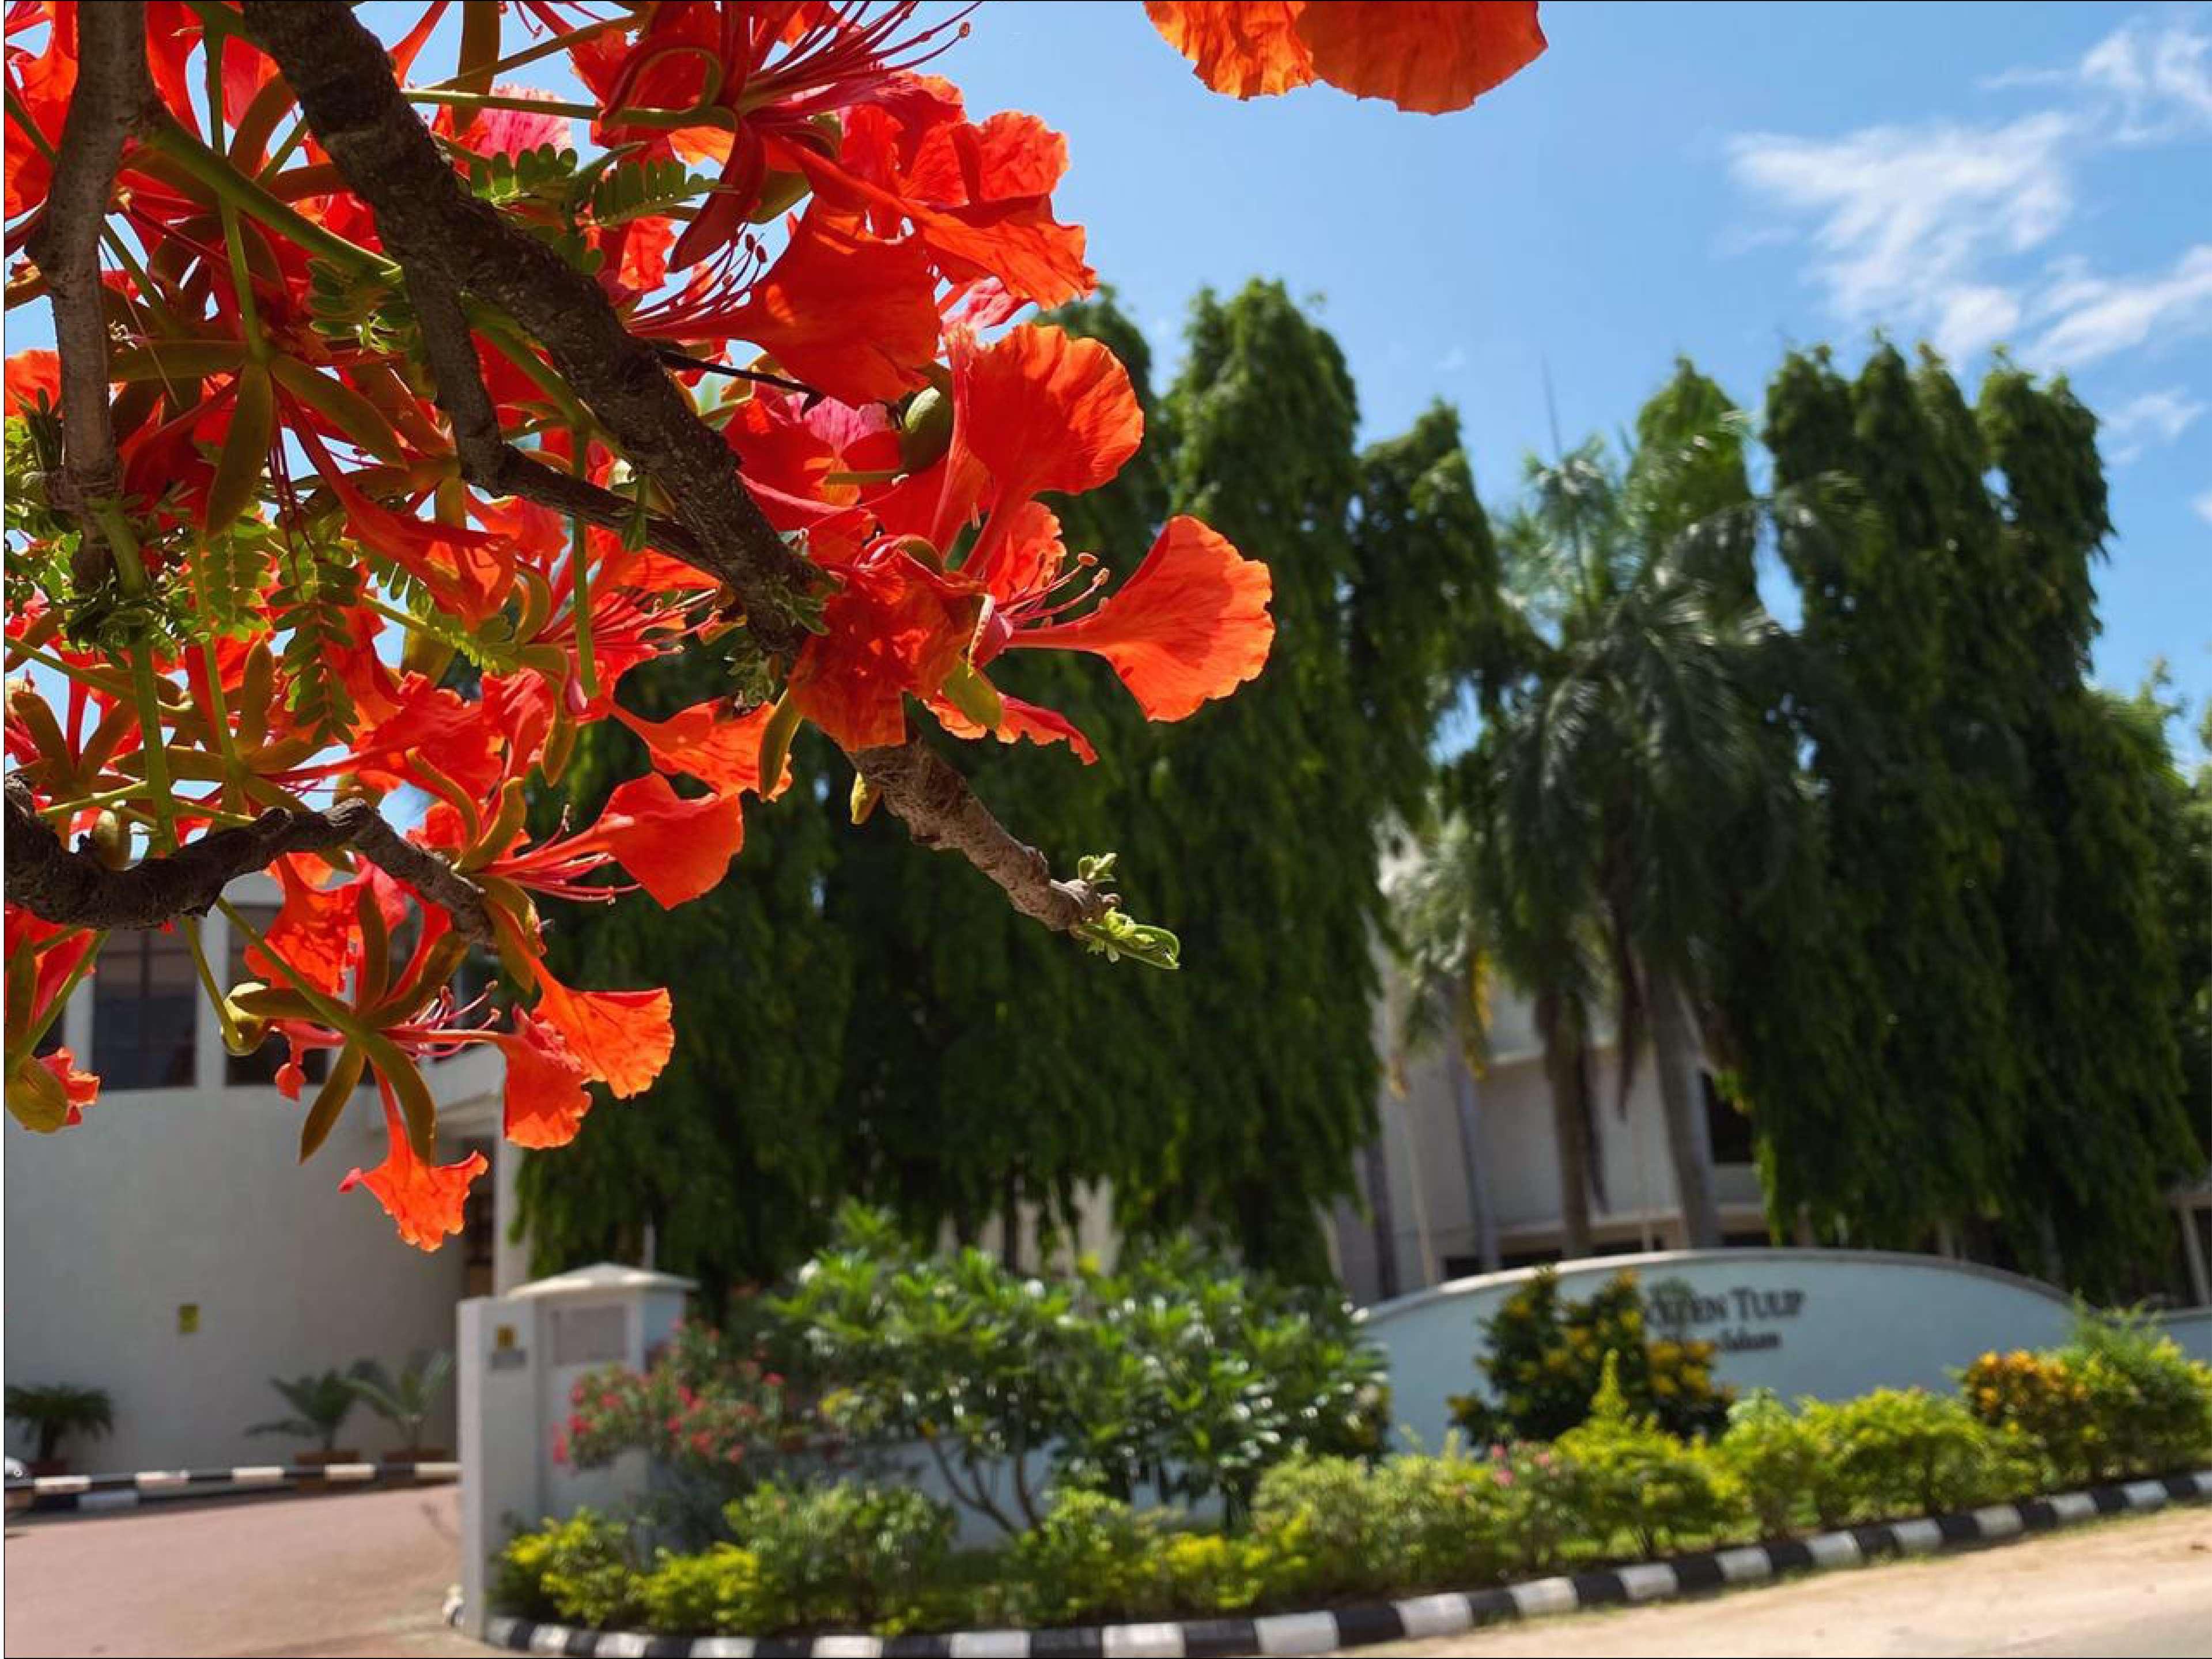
[1727,12,2212,388]
[2079,13,2212,139]
[2100,386,2207,462]
[2194,488,2212,525]
[1435,344,1469,375]
[2032,244,2212,366]
[1726,114,2072,357]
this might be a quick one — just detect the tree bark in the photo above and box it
[1451,1038,1501,1272]
[1362,1136,1400,1302]
[1648,962,1722,1248]
[1536,987,1596,1259]
[4,778,491,943]
[23,1,153,576]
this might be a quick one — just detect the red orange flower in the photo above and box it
[1147,1,1547,113]
[789,323,1274,758]
[341,1082,489,1252]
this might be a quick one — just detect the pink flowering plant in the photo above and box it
[560,1317,837,1518]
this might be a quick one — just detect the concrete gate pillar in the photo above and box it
[455,1262,693,1639]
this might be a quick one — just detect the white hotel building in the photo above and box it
[4,874,517,1472]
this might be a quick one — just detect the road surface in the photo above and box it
[4,1483,481,1658]
[1355,1501,2212,1657]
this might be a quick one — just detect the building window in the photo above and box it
[1703,1072,1756,1165]
[92,928,197,1089]
[225,905,329,1088]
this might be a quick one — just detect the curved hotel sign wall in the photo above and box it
[1359,1248,2210,1453]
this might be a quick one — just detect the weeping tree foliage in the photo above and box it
[521,284,1506,1286]
[1745,343,2200,1290]
[1106,280,1506,1275]
[1975,361,2199,1289]
[2151,693,2212,1148]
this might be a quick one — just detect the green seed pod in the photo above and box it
[899,385,953,473]
[86,810,130,871]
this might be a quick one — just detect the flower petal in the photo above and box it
[5,349,61,417]
[1144,1,1315,99]
[787,551,982,753]
[724,213,940,405]
[613,700,788,798]
[1015,515,1273,720]
[532,968,673,1100]
[928,691,1099,764]
[1295,1,1546,114]
[497,1011,593,1150]
[584,772,747,909]
[342,1094,487,1252]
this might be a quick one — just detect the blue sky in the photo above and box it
[935,1,2211,728]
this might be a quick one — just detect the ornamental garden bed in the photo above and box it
[487,1214,2212,1650]
[481,1466,2212,1657]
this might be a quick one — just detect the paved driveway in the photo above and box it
[1354,1501,2212,1657]
[4,1484,486,1658]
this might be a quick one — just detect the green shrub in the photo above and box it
[639,1545,762,1635]
[2059,1307,2212,1477]
[777,1210,1389,1532]
[1963,1312,2212,1486]
[1449,1268,1733,1443]
[1715,1390,1851,1535]
[1143,1530,1271,1615]
[1960,1350,2105,1485]
[725,1480,954,1632]
[1486,1440,1585,1574]
[1813,1389,2038,1521]
[1249,1456,1380,1600]
[1251,1448,1514,1600]
[493,1510,643,1628]
[1552,1353,1744,1557]
[561,1318,827,1543]
[1009,1487,1160,1624]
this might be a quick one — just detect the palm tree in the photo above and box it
[247,1367,372,1455]
[1406,362,1812,1254]
[5,1383,114,1470]
[1393,781,1608,1260]
[347,1350,456,1457]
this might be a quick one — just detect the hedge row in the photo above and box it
[497,1331,2212,1638]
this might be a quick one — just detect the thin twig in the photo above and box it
[651,347,819,399]
[853,740,1111,934]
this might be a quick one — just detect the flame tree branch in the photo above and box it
[10,5,1122,946]
[21,1,154,577]
[3,779,493,945]
[235,0,824,655]
[244,1,1121,940]
[854,740,1111,934]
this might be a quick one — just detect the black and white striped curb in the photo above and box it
[477,1467,2212,1658]
[6,1460,457,1514]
